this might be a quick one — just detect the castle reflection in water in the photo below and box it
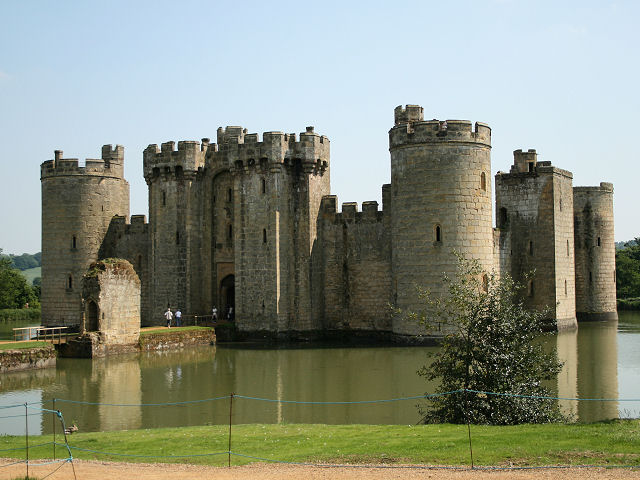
[1,313,638,435]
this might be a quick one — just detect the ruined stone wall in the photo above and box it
[318,197,392,331]
[99,215,151,325]
[389,105,494,337]
[495,150,577,329]
[573,183,617,321]
[40,146,129,327]
[82,259,140,345]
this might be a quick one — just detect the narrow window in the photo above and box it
[564,279,567,296]
[162,191,166,206]
[72,236,77,249]
[227,188,232,202]
[566,239,570,256]
[228,224,233,239]
[499,207,507,228]
[480,172,486,191]
[67,275,73,290]
[589,271,593,284]
[529,241,534,255]
[176,231,180,245]
[263,229,267,244]
[597,237,601,247]
[528,280,534,297]
[261,178,266,194]
[137,255,142,270]
[559,198,563,211]
[435,225,442,243]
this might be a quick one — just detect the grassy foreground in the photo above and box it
[2,421,640,467]
[139,326,214,336]
[0,341,49,351]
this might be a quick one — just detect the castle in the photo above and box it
[40,105,617,340]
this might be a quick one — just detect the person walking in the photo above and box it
[175,309,182,327]
[164,308,173,328]
[212,306,218,322]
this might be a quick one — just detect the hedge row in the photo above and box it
[617,298,640,310]
[0,308,41,322]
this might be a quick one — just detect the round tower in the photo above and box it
[389,105,493,337]
[573,183,617,321]
[40,145,130,327]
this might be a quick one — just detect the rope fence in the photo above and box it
[1,389,640,473]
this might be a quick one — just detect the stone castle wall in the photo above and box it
[41,146,129,327]
[495,150,577,329]
[573,183,617,320]
[317,197,392,331]
[40,105,617,337]
[389,106,494,337]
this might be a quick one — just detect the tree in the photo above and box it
[415,254,564,425]
[616,238,640,299]
[0,249,39,309]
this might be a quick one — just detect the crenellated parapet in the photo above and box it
[216,125,329,176]
[389,105,491,149]
[41,145,125,179]
[320,196,383,224]
[143,140,209,181]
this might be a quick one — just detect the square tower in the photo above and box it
[495,150,577,330]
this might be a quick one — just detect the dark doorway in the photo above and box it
[87,301,99,331]
[220,275,235,320]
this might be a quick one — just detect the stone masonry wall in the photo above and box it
[318,197,392,331]
[389,106,494,337]
[82,259,140,345]
[41,146,130,327]
[495,151,577,328]
[573,183,617,320]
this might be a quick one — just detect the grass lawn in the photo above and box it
[2,421,639,467]
[139,326,214,336]
[0,341,50,351]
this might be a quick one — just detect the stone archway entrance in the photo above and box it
[219,274,235,320]
[87,300,99,332]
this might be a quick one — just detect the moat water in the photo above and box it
[1,311,639,435]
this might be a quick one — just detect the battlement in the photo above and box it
[394,105,424,125]
[511,149,538,173]
[320,196,383,224]
[143,139,208,180]
[107,214,149,236]
[574,182,614,194]
[217,125,330,175]
[41,145,125,179]
[389,118,491,148]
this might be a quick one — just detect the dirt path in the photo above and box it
[2,459,640,480]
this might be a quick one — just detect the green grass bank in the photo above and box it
[0,341,49,351]
[2,421,639,467]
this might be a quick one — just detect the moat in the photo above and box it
[0,311,639,435]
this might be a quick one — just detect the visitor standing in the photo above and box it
[212,306,218,321]
[175,309,182,327]
[164,308,173,328]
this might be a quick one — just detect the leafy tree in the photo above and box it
[0,249,39,309]
[616,238,640,299]
[415,254,564,425]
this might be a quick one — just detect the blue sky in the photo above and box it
[0,0,637,254]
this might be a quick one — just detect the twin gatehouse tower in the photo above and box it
[40,105,617,339]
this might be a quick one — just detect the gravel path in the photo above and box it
[2,459,640,480]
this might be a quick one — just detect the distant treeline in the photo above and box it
[4,252,42,270]
[617,238,640,309]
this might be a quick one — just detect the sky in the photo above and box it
[0,0,638,255]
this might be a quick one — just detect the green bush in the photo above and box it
[0,308,41,322]
[618,297,640,310]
